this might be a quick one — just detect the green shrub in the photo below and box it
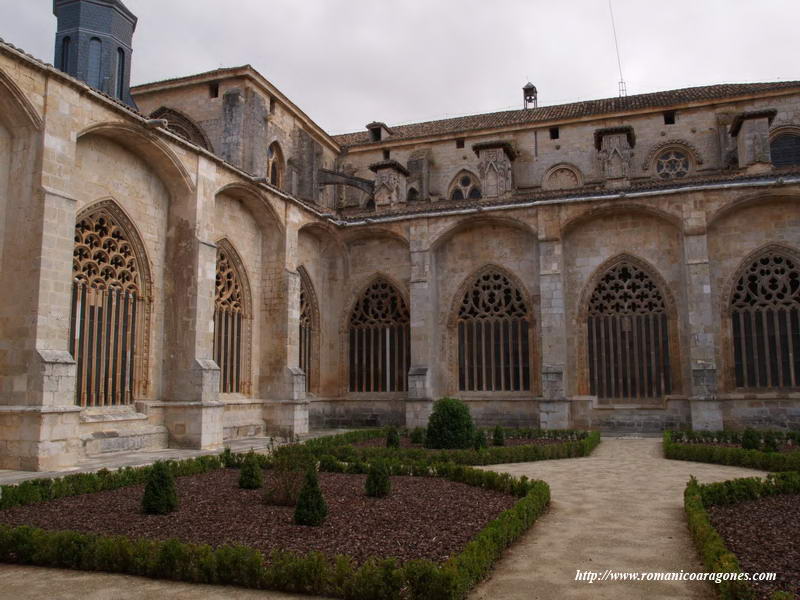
[493,426,506,447]
[238,451,263,490]
[742,428,760,450]
[473,429,488,451]
[142,461,178,515]
[663,431,800,472]
[265,445,315,506]
[365,461,391,498]
[425,397,475,449]
[410,427,426,445]
[386,427,401,449]
[294,469,327,526]
[762,431,779,453]
[221,447,235,468]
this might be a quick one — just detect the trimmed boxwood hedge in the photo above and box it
[0,435,553,600]
[664,431,800,472]
[684,472,799,600]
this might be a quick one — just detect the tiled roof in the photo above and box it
[333,81,800,147]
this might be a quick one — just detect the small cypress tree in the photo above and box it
[142,461,178,515]
[410,427,426,445]
[473,429,488,451]
[239,450,263,489]
[294,468,328,526]
[742,428,760,450]
[493,425,506,447]
[386,427,401,449]
[365,461,391,498]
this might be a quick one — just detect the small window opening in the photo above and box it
[209,83,220,98]
[456,138,465,149]
[663,111,676,125]
[269,97,276,114]
[549,127,560,140]
[382,149,390,160]
[370,129,381,142]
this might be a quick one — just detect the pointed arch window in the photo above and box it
[299,269,318,393]
[214,244,250,394]
[88,38,102,89]
[268,142,284,188]
[730,250,800,389]
[457,269,531,392]
[348,278,410,392]
[587,260,672,401]
[70,204,149,407]
[449,172,482,202]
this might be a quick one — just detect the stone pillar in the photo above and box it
[538,235,570,429]
[262,210,308,436]
[0,86,83,470]
[162,156,223,449]
[406,223,435,427]
[684,208,723,431]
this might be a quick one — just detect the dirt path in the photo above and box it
[470,437,766,600]
[0,437,766,599]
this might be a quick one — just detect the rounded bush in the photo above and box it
[409,427,426,445]
[386,427,401,449]
[425,397,475,449]
[294,468,328,526]
[142,461,178,515]
[742,428,760,451]
[493,426,506,447]
[239,450,263,489]
[365,461,391,498]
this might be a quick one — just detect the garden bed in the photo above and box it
[708,494,800,599]
[684,472,800,600]
[0,468,516,566]
[664,431,800,472]
[353,435,566,449]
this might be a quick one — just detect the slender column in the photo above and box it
[684,207,722,430]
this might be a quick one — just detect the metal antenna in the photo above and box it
[608,0,627,97]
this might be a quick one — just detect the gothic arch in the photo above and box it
[576,254,682,402]
[77,122,195,198]
[430,215,537,253]
[150,106,212,151]
[298,266,321,394]
[446,264,537,394]
[561,203,682,239]
[267,141,285,189]
[214,238,253,394]
[641,139,704,172]
[344,273,410,394]
[707,192,800,230]
[0,66,43,130]
[447,169,482,202]
[721,243,800,390]
[70,198,153,406]
[214,181,285,235]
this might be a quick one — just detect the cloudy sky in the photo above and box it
[1,0,798,134]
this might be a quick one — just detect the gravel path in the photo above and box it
[0,437,767,599]
[470,437,766,600]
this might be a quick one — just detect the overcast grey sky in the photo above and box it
[1,0,798,134]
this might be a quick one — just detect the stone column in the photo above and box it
[162,155,223,449]
[406,221,435,427]
[684,208,723,430]
[0,98,81,470]
[538,234,570,429]
[261,208,308,436]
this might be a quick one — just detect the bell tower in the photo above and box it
[53,0,138,107]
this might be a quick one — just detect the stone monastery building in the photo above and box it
[1,0,799,471]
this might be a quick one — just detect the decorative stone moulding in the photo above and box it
[368,160,408,206]
[472,141,516,198]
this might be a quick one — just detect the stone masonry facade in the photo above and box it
[1,15,799,471]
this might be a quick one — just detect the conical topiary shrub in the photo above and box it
[365,460,391,498]
[239,450,263,489]
[142,460,178,515]
[425,397,475,449]
[473,429,488,451]
[294,468,328,526]
[493,425,506,447]
[386,427,401,449]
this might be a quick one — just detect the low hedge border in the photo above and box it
[684,472,799,600]
[330,430,601,467]
[664,431,800,472]
[0,459,549,600]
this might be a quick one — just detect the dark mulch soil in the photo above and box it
[354,436,566,449]
[0,470,517,565]
[709,494,800,599]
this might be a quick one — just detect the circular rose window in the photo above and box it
[655,150,690,179]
